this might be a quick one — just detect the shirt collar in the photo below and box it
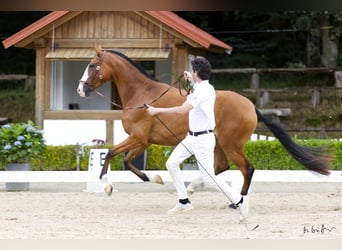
[193,80,209,89]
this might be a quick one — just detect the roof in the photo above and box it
[145,11,232,53]
[2,11,69,49]
[2,11,232,54]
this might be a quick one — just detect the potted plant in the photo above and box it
[0,120,46,191]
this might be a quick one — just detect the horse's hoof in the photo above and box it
[104,184,113,196]
[151,175,164,185]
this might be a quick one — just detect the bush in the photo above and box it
[1,140,341,171]
[146,145,173,170]
[0,120,46,166]
[242,139,341,170]
[147,140,342,171]
[22,145,124,171]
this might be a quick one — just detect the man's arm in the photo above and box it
[146,101,193,116]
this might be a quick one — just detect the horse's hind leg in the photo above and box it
[99,133,147,180]
[229,150,255,196]
[124,147,164,184]
[100,147,150,181]
[100,147,153,197]
[100,146,152,182]
[123,147,149,181]
[214,139,230,175]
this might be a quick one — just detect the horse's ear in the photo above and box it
[93,43,103,57]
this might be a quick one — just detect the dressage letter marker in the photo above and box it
[84,148,112,193]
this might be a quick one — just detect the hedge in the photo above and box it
[0,139,341,171]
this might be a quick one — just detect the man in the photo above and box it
[146,57,248,221]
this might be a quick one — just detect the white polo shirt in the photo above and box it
[186,80,216,132]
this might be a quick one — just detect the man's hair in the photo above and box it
[191,57,211,80]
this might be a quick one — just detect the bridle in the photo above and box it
[80,50,192,110]
[79,51,107,96]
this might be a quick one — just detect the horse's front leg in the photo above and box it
[99,151,114,180]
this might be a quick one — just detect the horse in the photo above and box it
[77,44,331,197]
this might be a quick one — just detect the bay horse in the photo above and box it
[77,44,331,197]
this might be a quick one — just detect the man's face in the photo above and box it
[192,70,199,82]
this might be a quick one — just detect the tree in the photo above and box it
[292,11,342,67]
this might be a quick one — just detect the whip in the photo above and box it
[144,104,235,203]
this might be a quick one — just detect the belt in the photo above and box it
[188,130,213,136]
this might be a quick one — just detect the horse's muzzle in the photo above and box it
[77,81,91,97]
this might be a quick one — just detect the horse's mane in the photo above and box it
[105,49,160,82]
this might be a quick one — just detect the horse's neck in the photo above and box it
[110,58,167,107]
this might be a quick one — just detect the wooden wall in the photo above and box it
[45,12,176,49]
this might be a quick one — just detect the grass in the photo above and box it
[0,88,35,123]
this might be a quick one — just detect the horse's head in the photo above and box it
[77,44,110,97]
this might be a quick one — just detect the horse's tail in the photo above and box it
[255,108,331,175]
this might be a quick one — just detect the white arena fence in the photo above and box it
[43,120,275,146]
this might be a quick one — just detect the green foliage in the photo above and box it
[149,145,197,167]
[30,145,79,171]
[243,139,341,170]
[0,120,46,166]
[1,140,341,171]
[147,140,342,171]
[30,145,124,171]
[146,145,173,170]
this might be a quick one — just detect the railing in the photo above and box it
[0,74,35,90]
[253,128,342,141]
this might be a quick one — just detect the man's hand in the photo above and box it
[145,104,158,116]
[184,71,194,84]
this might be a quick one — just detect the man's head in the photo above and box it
[191,57,212,81]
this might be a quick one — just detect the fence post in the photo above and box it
[334,71,342,88]
[250,73,260,89]
[258,90,269,108]
[311,88,321,109]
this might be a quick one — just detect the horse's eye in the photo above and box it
[89,64,95,68]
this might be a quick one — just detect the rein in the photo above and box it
[83,49,192,110]
[94,74,190,110]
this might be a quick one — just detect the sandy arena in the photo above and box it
[0,181,341,239]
